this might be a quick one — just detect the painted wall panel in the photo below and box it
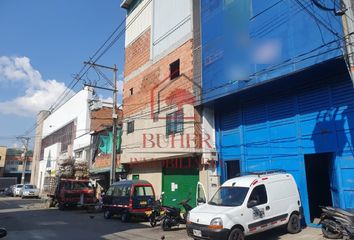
[152,0,192,59]
[125,0,152,47]
[341,169,354,190]
[245,158,270,171]
[270,139,299,156]
[271,156,301,171]
[344,191,354,209]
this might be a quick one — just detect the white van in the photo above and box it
[187,171,302,240]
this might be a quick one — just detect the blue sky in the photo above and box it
[0,0,126,147]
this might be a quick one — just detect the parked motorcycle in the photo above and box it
[160,198,193,231]
[145,197,166,227]
[0,228,7,238]
[320,206,354,240]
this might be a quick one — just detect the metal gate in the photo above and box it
[162,162,199,208]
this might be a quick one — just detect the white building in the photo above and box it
[36,87,93,190]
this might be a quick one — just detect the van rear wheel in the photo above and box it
[103,209,112,219]
[287,213,301,234]
[228,228,244,240]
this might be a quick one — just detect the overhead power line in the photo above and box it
[19,0,152,138]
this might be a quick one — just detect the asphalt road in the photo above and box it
[0,197,326,240]
[0,197,189,240]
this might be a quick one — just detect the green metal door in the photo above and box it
[162,164,199,208]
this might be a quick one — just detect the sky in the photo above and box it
[0,0,126,148]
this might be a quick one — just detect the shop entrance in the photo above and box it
[225,160,240,180]
[304,153,333,223]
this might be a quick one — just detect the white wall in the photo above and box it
[43,142,61,172]
[152,0,192,59]
[125,0,152,47]
[121,103,197,163]
[37,160,47,191]
[42,87,93,154]
[128,163,162,198]
[201,106,217,162]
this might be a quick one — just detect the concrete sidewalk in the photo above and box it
[246,227,325,240]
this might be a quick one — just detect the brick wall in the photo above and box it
[90,107,123,132]
[124,28,151,77]
[91,107,112,132]
[123,39,195,118]
[93,154,120,169]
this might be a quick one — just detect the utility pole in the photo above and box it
[111,64,118,184]
[342,0,354,85]
[17,136,30,184]
[84,61,118,184]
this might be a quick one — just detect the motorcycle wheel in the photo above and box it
[161,218,172,231]
[150,216,157,228]
[322,221,342,239]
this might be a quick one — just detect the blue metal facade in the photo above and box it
[201,0,343,104]
[215,62,354,223]
[200,0,353,225]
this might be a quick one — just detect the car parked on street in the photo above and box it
[4,185,14,196]
[102,180,155,222]
[13,184,23,197]
[20,184,40,199]
[186,171,302,240]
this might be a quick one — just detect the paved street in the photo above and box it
[0,197,326,240]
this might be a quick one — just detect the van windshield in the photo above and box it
[209,187,249,207]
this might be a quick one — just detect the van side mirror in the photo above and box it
[197,198,206,204]
[247,200,259,208]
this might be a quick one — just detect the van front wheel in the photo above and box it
[287,213,301,234]
[228,228,244,240]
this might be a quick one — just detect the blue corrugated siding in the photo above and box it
[216,76,354,224]
[201,0,344,104]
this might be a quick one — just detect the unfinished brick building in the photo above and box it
[120,0,208,207]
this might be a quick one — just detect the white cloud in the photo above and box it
[117,79,123,95]
[99,95,113,103]
[96,74,123,105]
[0,56,74,116]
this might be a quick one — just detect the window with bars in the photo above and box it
[166,110,184,135]
[127,121,135,134]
